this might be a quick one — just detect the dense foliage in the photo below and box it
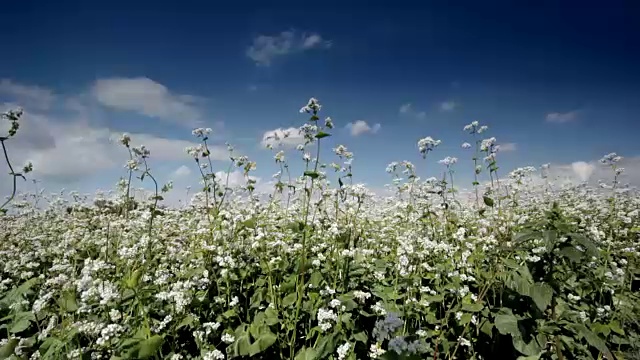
[1,100,639,360]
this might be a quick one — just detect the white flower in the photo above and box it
[221,333,235,344]
[337,342,351,360]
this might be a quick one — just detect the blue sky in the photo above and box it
[1,0,639,200]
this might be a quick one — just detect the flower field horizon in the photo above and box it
[1,99,639,360]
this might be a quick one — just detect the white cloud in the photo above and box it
[261,127,304,148]
[91,77,202,125]
[0,106,225,182]
[172,165,192,178]
[246,30,331,66]
[498,143,517,152]
[546,157,640,187]
[571,161,595,182]
[546,110,578,123]
[345,120,381,136]
[0,79,55,109]
[440,101,457,112]
[399,103,426,119]
[215,170,261,188]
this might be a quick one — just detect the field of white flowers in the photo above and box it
[1,99,639,360]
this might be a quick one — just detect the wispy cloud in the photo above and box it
[345,120,381,136]
[498,142,517,152]
[246,30,331,66]
[0,79,55,109]
[439,100,457,112]
[91,77,202,125]
[546,110,578,123]
[399,103,426,119]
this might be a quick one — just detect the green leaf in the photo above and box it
[512,334,544,356]
[295,347,318,360]
[230,332,252,357]
[353,331,368,343]
[57,291,78,312]
[528,283,553,311]
[249,331,277,356]
[303,171,319,179]
[0,338,18,358]
[10,311,35,333]
[126,268,143,289]
[558,246,583,262]
[516,353,542,360]
[575,324,613,359]
[462,302,484,312]
[495,312,519,336]
[483,196,494,207]
[569,233,598,256]
[480,320,494,338]
[282,293,297,307]
[264,307,279,325]
[136,335,164,359]
[591,323,610,336]
[315,333,337,359]
[608,320,624,335]
[177,314,196,330]
[223,309,237,318]
[315,132,331,139]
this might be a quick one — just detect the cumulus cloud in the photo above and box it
[91,77,202,125]
[246,30,331,66]
[345,120,381,136]
[546,110,578,123]
[0,106,225,182]
[439,101,457,112]
[546,157,640,187]
[261,127,304,148]
[0,79,55,109]
[399,103,426,120]
[172,165,192,178]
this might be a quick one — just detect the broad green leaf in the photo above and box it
[315,333,337,359]
[295,347,317,360]
[0,338,18,358]
[516,353,542,360]
[462,302,484,312]
[249,331,277,356]
[223,309,237,318]
[591,323,610,336]
[609,320,624,335]
[495,312,519,336]
[558,246,583,262]
[57,291,78,312]
[569,233,598,256]
[177,314,196,329]
[230,333,252,357]
[528,283,553,311]
[353,331,368,343]
[136,335,164,359]
[264,307,279,325]
[575,324,613,359]
[282,293,297,307]
[512,334,544,356]
[10,311,35,333]
[480,320,494,338]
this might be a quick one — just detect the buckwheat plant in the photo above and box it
[0,98,639,360]
[1,108,33,213]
